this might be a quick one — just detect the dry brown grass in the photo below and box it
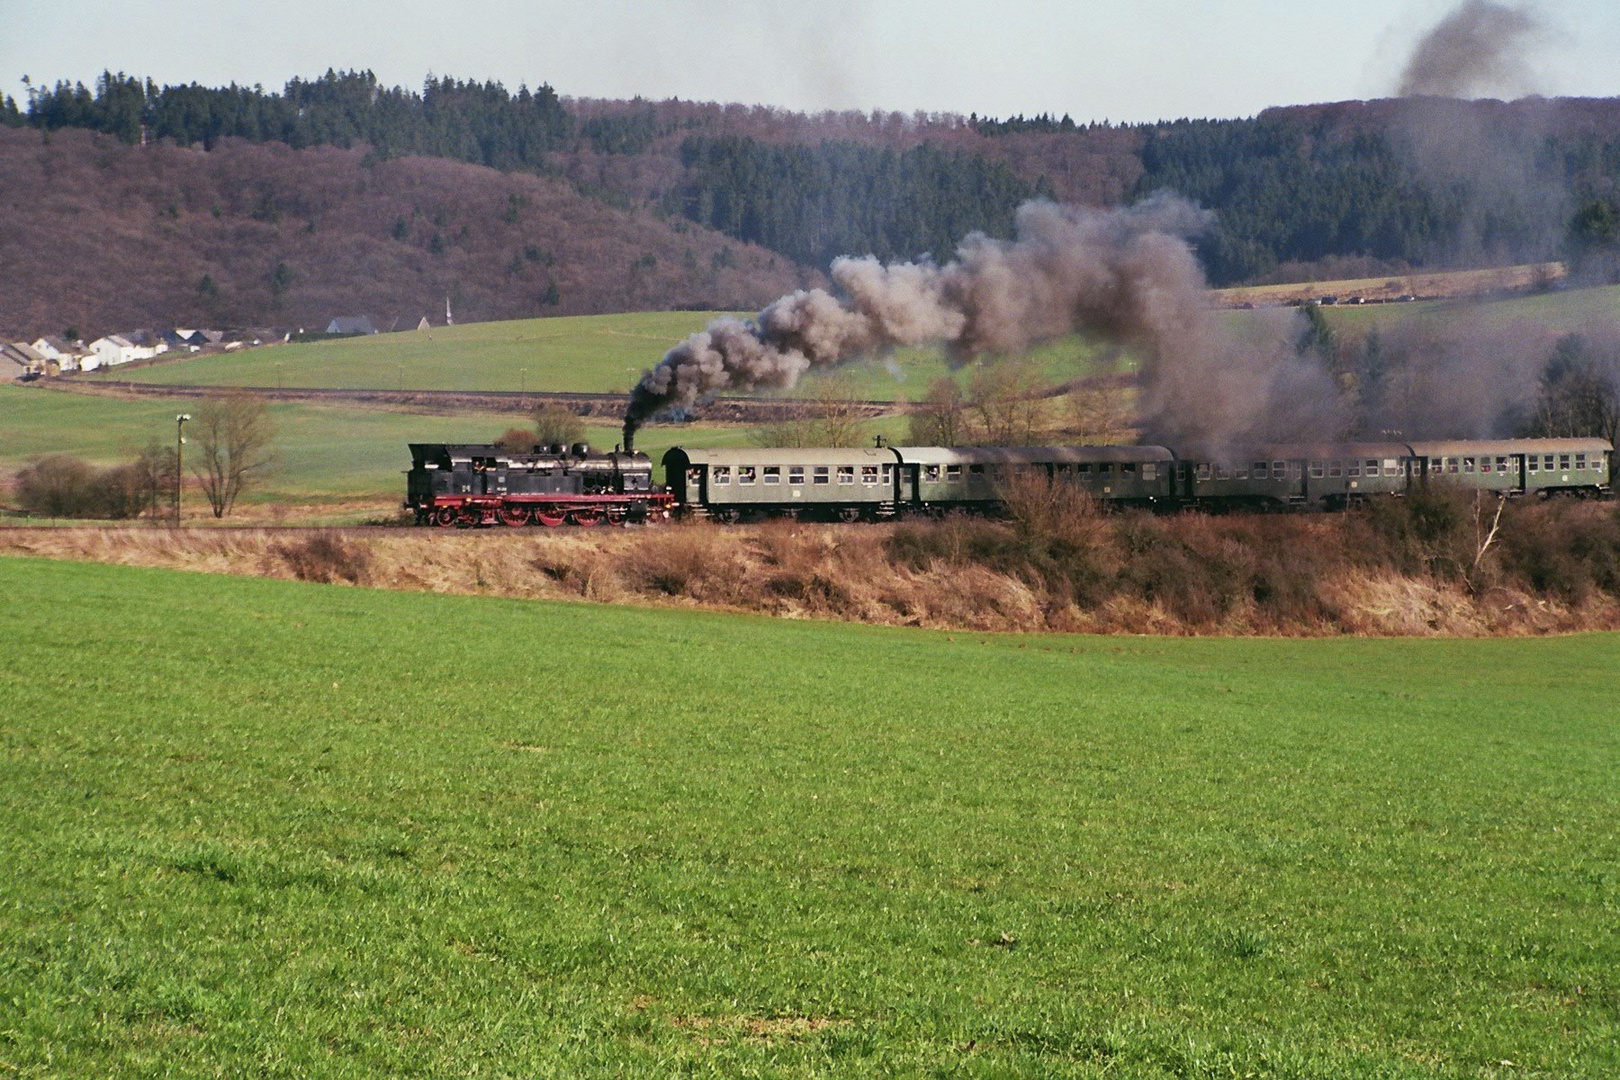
[4,497,1619,637]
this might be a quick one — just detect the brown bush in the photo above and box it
[273,533,373,584]
[624,525,746,603]
[13,454,168,520]
[1495,500,1620,604]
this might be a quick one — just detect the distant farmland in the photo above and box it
[1,556,1617,1077]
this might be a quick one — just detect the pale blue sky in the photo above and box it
[1,0,1618,121]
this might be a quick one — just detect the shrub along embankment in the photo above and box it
[4,483,1618,636]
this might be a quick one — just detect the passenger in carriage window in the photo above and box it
[1463,457,1475,473]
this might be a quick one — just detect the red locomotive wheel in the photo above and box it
[570,508,604,527]
[433,506,459,528]
[498,506,531,527]
[536,507,568,527]
[605,506,626,524]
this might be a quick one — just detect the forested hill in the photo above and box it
[5,72,1620,337]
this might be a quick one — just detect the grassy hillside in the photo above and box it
[108,285,1620,402]
[113,310,1113,403]
[1,556,1617,1076]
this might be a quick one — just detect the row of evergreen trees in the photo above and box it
[664,136,1049,267]
[1135,115,1620,284]
[3,70,576,168]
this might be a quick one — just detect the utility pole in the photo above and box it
[175,413,190,526]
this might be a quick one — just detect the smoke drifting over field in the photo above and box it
[624,196,1344,449]
[1398,0,1542,99]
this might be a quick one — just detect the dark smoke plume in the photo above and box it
[624,197,1345,449]
[1398,0,1542,99]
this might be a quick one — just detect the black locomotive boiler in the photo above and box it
[406,442,673,527]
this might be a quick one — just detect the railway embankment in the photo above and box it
[3,489,1617,636]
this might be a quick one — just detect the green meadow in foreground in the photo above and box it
[1,557,1617,1078]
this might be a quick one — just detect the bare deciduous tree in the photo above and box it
[193,392,276,518]
[530,403,586,447]
[968,360,1052,446]
[907,377,968,446]
[751,373,867,448]
[1067,379,1137,444]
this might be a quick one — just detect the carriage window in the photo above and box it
[1099,463,1114,476]
[763,466,781,484]
[945,464,962,481]
[1479,458,1491,473]
[813,467,829,484]
[1214,464,1229,480]
[1143,463,1157,480]
[969,464,985,475]
[1575,453,1587,470]
[1328,460,1342,477]
[924,464,941,481]
[837,466,855,485]
[1527,456,1538,473]
[1463,457,1475,473]
[738,466,756,485]
[1444,458,1456,474]
[1544,455,1556,470]
[1196,463,1212,480]
[789,467,805,484]
[712,466,731,484]
[1253,461,1269,478]
[1346,461,1359,477]
[1076,463,1092,474]
[1120,463,1136,475]
[687,468,702,485]
[1309,461,1324,478]
[1497,457,1509,473]
[1233,464,1248,479]
[1559,454,1571,470]
[1385,459,1401,477]
[882,464,894,481]
[1363,459,1378,477]
[1273,461,1286,479]
[861,465,879,485]
[1054,463,1070,474]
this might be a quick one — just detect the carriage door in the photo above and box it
[1509,454,1526,494]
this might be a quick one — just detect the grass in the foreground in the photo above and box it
[1,557,1616,1078]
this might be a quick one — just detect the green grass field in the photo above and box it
[2,556,1616,1077]
[108,311,1114,403]
[100,286,1620,403]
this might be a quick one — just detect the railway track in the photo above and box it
[27,378,910,421]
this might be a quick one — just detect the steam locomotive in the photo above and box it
[406,437,1612,526]
[406,442,672,527]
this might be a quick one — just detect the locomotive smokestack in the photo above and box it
[621,420,635,455]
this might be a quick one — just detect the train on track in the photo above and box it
[406,437,1613,526]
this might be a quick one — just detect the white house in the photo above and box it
[89,334,165,368]
[30,336,84,371]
